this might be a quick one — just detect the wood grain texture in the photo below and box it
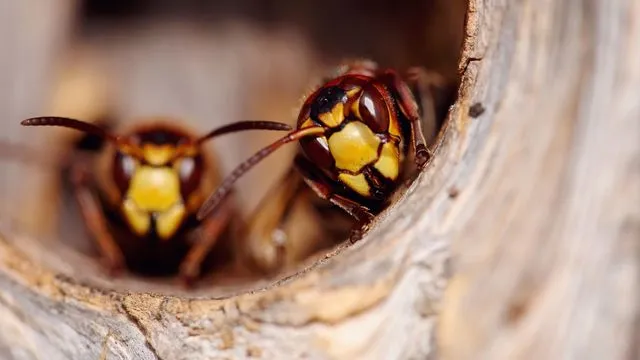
[0,0,638,359]
[439,0,640,359]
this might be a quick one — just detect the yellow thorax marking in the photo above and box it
[142,144,176,166]
[122,165,186,239]
[328,121,381,173]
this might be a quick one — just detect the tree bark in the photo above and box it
[0,0,638,360]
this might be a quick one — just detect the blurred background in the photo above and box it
[0,0,466,293]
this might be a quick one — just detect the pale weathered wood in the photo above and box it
[1,0,637,359]
[439,0,640,359]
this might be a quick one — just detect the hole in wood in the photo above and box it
[2,0,467,298]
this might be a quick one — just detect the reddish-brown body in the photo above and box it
[295,68,423,213]
[21,116,291,284]
[198,61,439,248]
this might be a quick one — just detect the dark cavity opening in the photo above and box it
[42,0,467,296]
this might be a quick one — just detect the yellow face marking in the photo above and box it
[338,173,370,197]
[346,87,361,98]
[348,88,363,119]
[388,116,402,138]
[128,166,181,211]
[142,144,176,166]
[122,198,150,236]
[300,117,315,129]
[156,204,186,239]
[351,98,361,119]
[318,103,345,128]
[328,121,381,173]
[122,166,185,240]
[374,142,400,181]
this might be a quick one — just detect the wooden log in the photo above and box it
[439,0,640,359]
[1,0,638,359]
[0,13,448,360]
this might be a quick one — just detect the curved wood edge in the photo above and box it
[14,0,635,358]
[0,7,472,360]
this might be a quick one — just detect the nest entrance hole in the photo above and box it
[6,0,468,297]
